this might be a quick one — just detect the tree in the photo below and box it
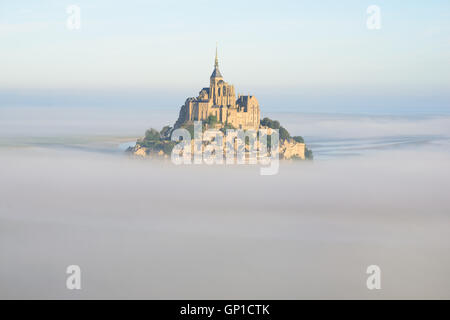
[279,126,290,141]
[144,128,161,141]
[260,117,271,128]
[305,148,314,160]
[260,117,280,130]
[220,123,235,134]
[162,141,176,155]
[206,115,218,127]
[181,123,195,138]
[160,125,172,139]
[272,120,280,129]
[292,136,304,143]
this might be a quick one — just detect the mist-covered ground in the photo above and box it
[1,107,450,299]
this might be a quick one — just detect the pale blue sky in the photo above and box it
[0,0,449,111]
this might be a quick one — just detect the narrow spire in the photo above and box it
[214,43,219,69]
[210,43,223,78]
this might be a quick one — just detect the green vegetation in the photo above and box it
[292,136,304,143]
[144,128,161,141]
[260,117,280,129]
[162,141,177,154]
[305,147,314,160]
[137,125,175,156]
[261,118,307,146]
[260,117,313,160]
[160,125,172,139]
[180,122,195,137]
[261,117,290,141]
[219,123,235,134]
[279,126,290,141]
[134,117,313,160]
[206,115,218,127]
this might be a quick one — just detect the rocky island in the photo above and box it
[128,47,313,161]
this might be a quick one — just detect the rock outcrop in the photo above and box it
[279,139,306,160]
[129,135,306,160]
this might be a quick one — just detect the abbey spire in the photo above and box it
[215,44,219,69]
[210,44,222,79]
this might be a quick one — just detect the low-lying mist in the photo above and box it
[2,106,450,141]
[1,146,449,299]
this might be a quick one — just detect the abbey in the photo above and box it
[174,47,260,130]
[128,47,312,161]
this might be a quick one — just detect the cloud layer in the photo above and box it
[1,146,449,299]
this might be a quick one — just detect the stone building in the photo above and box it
[174,47,260,130]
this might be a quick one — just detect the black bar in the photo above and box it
[1,300,447,318]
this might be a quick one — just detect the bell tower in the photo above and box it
[210,44,223,105]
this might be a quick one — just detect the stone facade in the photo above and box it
[174,48,260,130]
[279,139,306,160]
[129,47,310,161]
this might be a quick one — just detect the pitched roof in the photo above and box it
[210,66,222,78]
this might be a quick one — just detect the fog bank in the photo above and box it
[1,147,449,299]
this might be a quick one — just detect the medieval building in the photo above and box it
[174,48,260,130]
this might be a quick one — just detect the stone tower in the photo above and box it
[174,46,260,130]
